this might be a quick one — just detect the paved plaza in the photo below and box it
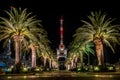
[1,70,120,80]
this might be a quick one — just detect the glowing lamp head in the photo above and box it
[59,44,64,50]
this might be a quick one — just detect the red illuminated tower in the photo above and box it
[57,16,67,70]
[59,16,64,51]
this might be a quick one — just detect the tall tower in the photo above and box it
[59,16,64,50]
[57,16,67,70]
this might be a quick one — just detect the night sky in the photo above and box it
[0,0,120,63]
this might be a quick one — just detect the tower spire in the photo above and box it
[60,16,63,45]
[59,16,65,50]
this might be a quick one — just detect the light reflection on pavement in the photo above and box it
[0,71,120,80]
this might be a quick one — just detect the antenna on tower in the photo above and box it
[60,16,64,45]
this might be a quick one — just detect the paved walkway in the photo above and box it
[1,71,120,80]
[37,70,120,77]
[1,70,120,78]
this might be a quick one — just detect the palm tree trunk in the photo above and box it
[15,41,20,64]
[31,46,36,68]
[88,54,90,66]
[75,57,78,68]
[71,59,74,69]
[94,38,104,66]
[80,52,83,68]
[101,45,104,66]
[52,61,55,68]
[44,56,47,67]
[49,59,52,68]
[14,35,23,64]
[96,49,102,65]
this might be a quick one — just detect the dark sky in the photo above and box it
[0,0,120,53]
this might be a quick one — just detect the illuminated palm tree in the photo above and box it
[39,44,50,67]
[46,47,55,68]
[68,40,94,68]
[0,7,42,65]
[42,45,54,68]
[27,41,38,68]
[81,42,95,66]
[23,28,50,68]
[74,11,120,65]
